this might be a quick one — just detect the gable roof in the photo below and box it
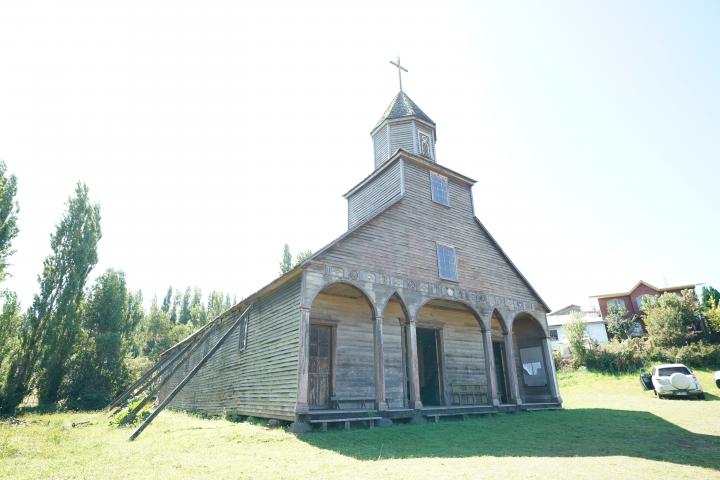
[548,304,581,316]
[343,149,476,199]
[591,280,700,299]
[472,217,551,313]
[373,91,435,131]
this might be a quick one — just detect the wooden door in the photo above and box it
[309,324,332,409]
[493,341,510,404]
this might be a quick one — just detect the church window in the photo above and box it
[430,172,449,206]
[418,131,433,159]
[238,315,249,352]
[436,243,458,281]
[549,329,559,341]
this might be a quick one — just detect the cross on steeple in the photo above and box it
[389,56,408,92]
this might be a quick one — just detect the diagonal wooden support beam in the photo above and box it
[129,304,253,441]
[122,320,220,418]
[109,338,196,418]
[106,346,181,414]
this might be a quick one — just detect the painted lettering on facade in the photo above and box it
[322,263,540,313]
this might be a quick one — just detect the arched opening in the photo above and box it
[414,298,488,407]
[381,293,412,409]
[512,312,553,403]
[308,282,376,410]
[490,310,512,404]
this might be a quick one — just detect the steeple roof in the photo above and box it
[373,91,435,131]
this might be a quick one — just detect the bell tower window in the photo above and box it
[430,172,449,206]
[418,131,433,159]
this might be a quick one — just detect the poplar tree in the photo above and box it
[280,243,292,275]
[0,183,101,412]
[0,161,19,281]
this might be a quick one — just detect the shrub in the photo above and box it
[644,290,702,348]
[649,342,720,369]
[566,311,588,361]
[605,303,637,340]
[582,339,647,373]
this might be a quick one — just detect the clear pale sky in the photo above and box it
[1,1,718,311]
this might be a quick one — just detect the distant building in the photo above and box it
[591,280,699,337]
[547,305,608,356]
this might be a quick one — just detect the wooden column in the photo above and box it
[295,307,311,414]
[373,315,387,411]
[406,317,423,410]
[504,332,522,405]
[483,330,500,406]
[543,337,562,403]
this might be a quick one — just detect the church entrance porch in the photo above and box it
[512,312,560,404]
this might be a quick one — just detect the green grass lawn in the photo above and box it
[1,370,719,479]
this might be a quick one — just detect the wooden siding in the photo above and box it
[383,300,407,408]
[388,122,414,156]
[373,128,389,168]
[417,304,487,404]
[347,160,402,229]
[318,159,542,307]
[310,293,376,403]
[158,278,302,420]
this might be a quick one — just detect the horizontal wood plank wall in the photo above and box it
[389,122,414,154]
[383,300,407,408]
[347,160,402,229]
[373,128,389,167]
[158,278,302,420]
[417,304,487,404]
[310,293,376,405]
[321,159,541,306]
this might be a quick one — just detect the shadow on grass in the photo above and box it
[300,409,720,471]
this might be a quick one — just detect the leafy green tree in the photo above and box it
[643,290,702,348]
[161,286,173,314]
[605,303,638,340]
[0,291,21,388]
[295,249,313,266]
[62,270,135,409]
[169,289,180,324]
[566,310,588,362]
[207,290,227,321]
[189,287,207,326]
[178,287,192,325]
[139,297,173,360]
[280,243,292,275]
[0,161,19,281]
[706,303,720,335]
[1,183,101,412]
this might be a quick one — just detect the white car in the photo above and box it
[649,364,704,400]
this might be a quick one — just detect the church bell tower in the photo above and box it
[371,58,437,169]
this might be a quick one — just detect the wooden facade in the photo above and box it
[157,91,561,431]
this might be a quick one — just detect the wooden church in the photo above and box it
[154,73,562,432]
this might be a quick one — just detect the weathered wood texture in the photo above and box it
[382,300,407,408]
[388,122,414,155]
[309,293,376,407]
[372,125,390,167]
[416,303,488,405]
[319,158,542,308]
[347,160,402,229]
[157,278,302,420]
